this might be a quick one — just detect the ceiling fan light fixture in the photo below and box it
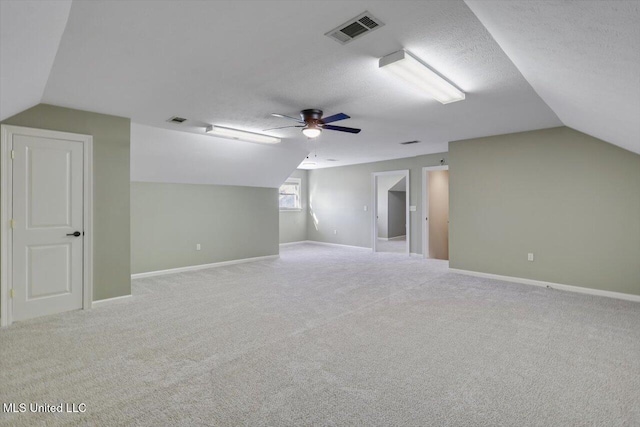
[302,126,322,138]
[379,50,465,104]
[205,125,281,144]
[271,109,360,135]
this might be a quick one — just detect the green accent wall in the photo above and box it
[2,104,131,303]
[306,153,448,253]
[449,127,640,295]
[131,182,279,274]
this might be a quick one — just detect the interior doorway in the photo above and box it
[422,166,449,260]
[372,170,410,255]
[1,125,93,327]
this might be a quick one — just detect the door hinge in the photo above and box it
[11,150,15,159]
[10,219,15,229]
[9,288,14,298]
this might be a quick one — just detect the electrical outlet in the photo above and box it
[196,244,201,251]
[333,230,337,235]
[364,205,368,211]
[528,253,534,261]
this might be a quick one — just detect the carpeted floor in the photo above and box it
[1,243,639,426]
[376,236,407,253]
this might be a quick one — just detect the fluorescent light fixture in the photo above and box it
[302,126,322,138]
[205,125,281,144]
[379,50,465,104]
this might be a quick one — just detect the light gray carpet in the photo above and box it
[1,243,639,426]
[376,236,406,253]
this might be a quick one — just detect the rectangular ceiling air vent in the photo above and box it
[167,116,187,124]
[400,140,421,145]
[325,11,384,45]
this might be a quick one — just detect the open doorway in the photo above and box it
[422,166,449,260]
[372,170,410,255]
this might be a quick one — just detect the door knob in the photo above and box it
[66,231,81,237]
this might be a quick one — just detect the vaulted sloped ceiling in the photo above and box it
[0,0,71,120]
[131,123,308,188]
[38,0,561,175]
[1,1,637,189]
[389,177,407,193]
[465,0,640,154]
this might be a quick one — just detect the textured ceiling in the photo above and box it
[466,0,640,154]
[0,0,71,120]
[131,123,308,188]
[41,0,560,173]
[6,0,634,184]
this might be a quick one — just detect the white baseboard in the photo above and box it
[377,236,406,242]
[131,255,279,279]
[306,240,370,250]
[377,236,406,241]
[279,241,308,247]
[281,242,419,257]
[92,294,132,307]
[449,268,640,303]
[284,240,414,253]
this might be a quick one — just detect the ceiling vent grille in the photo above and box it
[325,11,384,45]
[167,116,187,124]
[400,140,421,145]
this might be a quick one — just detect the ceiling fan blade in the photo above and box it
[321,113,350,124]
[262,125,304,131]
[322,124,361,134]
[271,113,304,123]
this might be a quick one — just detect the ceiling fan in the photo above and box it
[265,109,361,138]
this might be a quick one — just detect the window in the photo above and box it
[279,178,301,210]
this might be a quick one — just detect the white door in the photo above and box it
[11,133,85,321]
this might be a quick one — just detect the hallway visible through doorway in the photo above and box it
[372,170,410,255]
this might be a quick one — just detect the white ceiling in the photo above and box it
[377,174,406,196]
[389,177,407,193]
[2,1,636,186]
[466,0,640,154]
[40,0,561,174]
[131,123,307,188]
[0,0,71,120]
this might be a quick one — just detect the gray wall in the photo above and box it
[2,104,131,303]
[307,153,448,253]
[449,126,640,295]
[388,191,406,238]
[279,169,308,244]
[131,182,278,274]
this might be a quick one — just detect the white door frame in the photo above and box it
[371,170,410,255]
[422,165,449,259]
[1,125,94,327]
